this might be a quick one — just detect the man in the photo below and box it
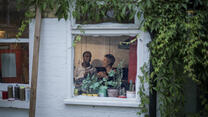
[74,51,96,90]
[97,54,115,79]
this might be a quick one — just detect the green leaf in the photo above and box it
[121,6,126,18]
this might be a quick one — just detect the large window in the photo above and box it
[64,3,150,107]
[0,0,29,84]
[73,36,137,97]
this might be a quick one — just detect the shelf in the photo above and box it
[0,99,29,109]
[0,83,30,109]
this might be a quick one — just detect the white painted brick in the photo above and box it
[0,18,141,117]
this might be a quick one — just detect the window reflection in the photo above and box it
[1,53,16,77]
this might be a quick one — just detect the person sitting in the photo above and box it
[74,51,96,90]
[97,54,115,79]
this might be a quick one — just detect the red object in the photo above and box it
[118,96,127,98]
[128,39,137,84]
[2,91,8,99]
[0,49,23,83]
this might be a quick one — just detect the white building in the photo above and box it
[0,1,152,117]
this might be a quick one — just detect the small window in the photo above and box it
[0,43,29,84]
[0,0,28,38]
[73,36,137,98]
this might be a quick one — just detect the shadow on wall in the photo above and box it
[91,59,103,68]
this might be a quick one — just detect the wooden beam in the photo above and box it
[29,7,42,117]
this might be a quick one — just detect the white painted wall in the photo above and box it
[0,19,143,117]
[0,108,28,117]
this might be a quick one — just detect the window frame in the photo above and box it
[0,39,29,84]
[64,20,151,107]
[0,49,21,83]
[64,2,148,107]
[0,38,30,109]
[0,1,30,108]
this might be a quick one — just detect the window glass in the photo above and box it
[1,53,16,77]
[73,36,137,98]
[0,43,29,83]
[0,0,28,38]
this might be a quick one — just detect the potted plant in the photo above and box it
[98,85,108,97]
[81,61,124,97]
[81,74,101,96]
[107,61,123,97]
[89,75,100,96]
[97,78,108,97]
[81,74,91,96]
[126,80,136,98]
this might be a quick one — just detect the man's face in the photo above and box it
[83,53,91,63]
[103,57,110,67]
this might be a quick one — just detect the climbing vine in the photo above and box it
[137,0,208,117]
[72,0,137,24]
[16,0,208,117]
[16,0,71,38]
[138,64,150,117]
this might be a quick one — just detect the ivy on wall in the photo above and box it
[73,0,137,24]
[16,0,208,117]
[16,0,71,38]
[137,0,208,116]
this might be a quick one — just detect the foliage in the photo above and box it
[137,0,208,116]
[81,74,101,94]
[81,61,124,94]
[137,64,149,116]
[17,0,70,20]
[98,79,108,91]
[73,0,138,24]
[107,61,123,89]
[16,0,71,38]
[16,0,208,116]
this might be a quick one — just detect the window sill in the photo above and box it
[0,83,30,109]
[0,99,29,109]
[64,96,140,108]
